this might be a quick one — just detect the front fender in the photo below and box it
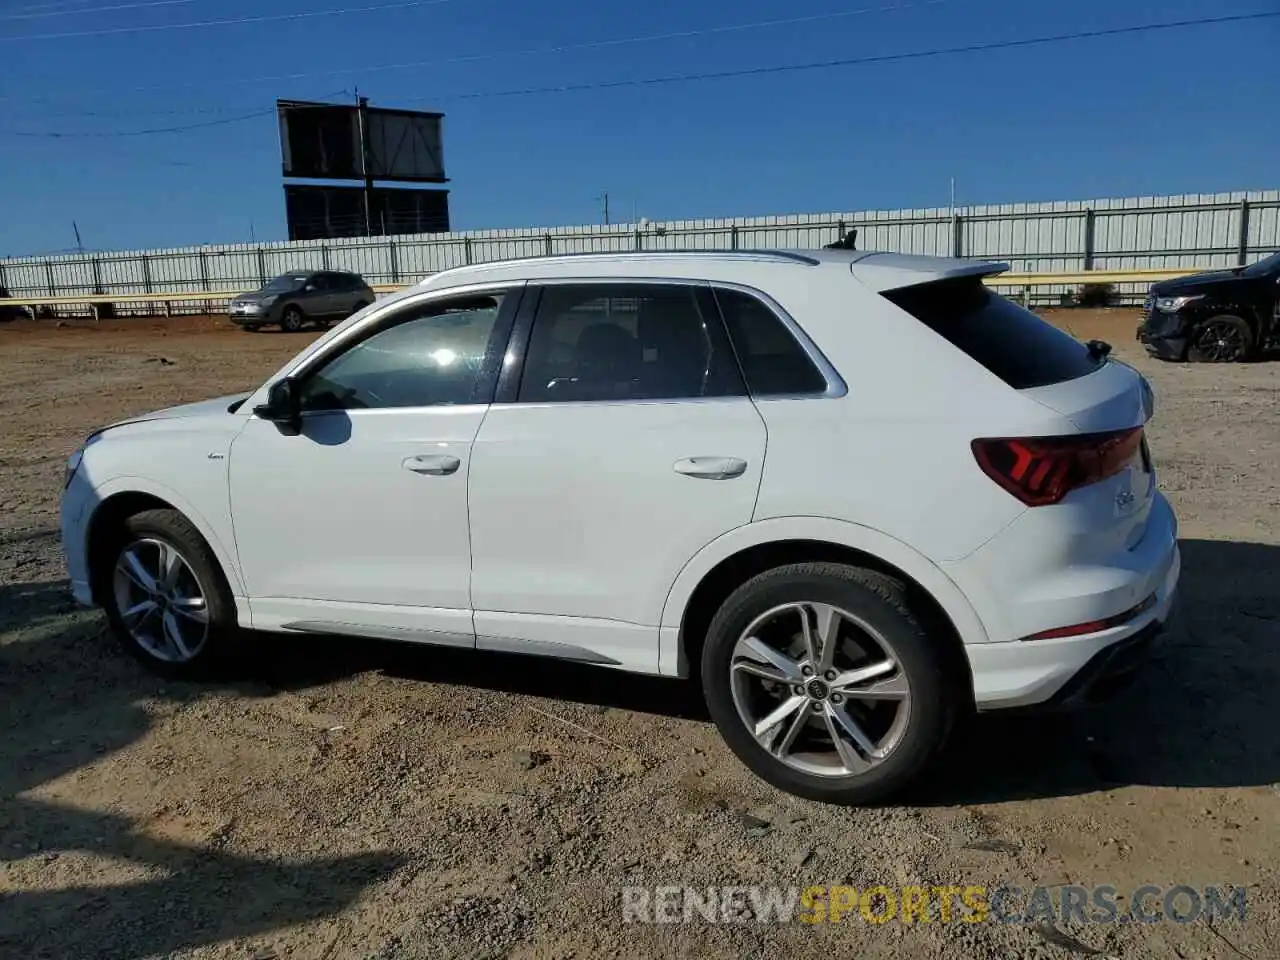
[89,475,246,598]
[657,516,990,677]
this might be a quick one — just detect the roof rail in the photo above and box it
[442,249,822,270]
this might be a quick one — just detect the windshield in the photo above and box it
[1240,251,1280,277]
[262,274,308,293]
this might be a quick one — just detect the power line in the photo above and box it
[2,0,203,21]
[1,91,348,137]
[1,11,1274,135]
[0,0,460,42]
[1,0,949,102]
[436,10,1280,102]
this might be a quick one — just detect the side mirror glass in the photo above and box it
[253,377,301,434]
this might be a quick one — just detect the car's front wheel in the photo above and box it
[1187,314,1253,362]
[701,563,956,805]
[101,508,237,677]
[280,305,305,333]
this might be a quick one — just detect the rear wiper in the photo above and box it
[1086,339,1112,361]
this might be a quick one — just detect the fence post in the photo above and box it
[634,229,643,251]
[321,244,331,270]
[951,214,963,258]
[91,257,103,295]
[45,260,56,297]
[1083,209,1096,271]
[198,249,210,291]
[1237,198,1251,266]
[464,237,473,265]
[543,234,553,257]
[256,247,267,285]
[388,237,400,283]
[731,224,739,251]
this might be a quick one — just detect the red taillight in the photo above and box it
[971,426,1144,507]
[1020,593,1156,641]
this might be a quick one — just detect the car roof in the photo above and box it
[416,248,1009,293]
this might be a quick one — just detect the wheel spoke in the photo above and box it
[831,659,901,695]
[731,659,791,684]
[772,702,811,759]
[810,603,841,671]
[157,542,184,591]
[120,549,157,594]
[737,636,803,681]
[845,673,909,701]
[753,695,806,742]
[823,706,872,773]
[170,596,208,624]
[122,599,158,625]
[162,610,192,660]
[799,606,822,667]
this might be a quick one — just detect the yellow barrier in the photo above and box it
[0,269,1192,317]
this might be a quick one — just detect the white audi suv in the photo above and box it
[60,249,1180,803]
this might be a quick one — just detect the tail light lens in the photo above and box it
[971,427,1144,506]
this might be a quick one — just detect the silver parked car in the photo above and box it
[228,270,375,332]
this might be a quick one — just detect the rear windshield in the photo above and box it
[882,277,1102,389]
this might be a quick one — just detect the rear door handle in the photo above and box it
[673,456,748,480]
[402,454,461,475]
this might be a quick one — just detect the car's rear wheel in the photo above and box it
[1188,314,1253,362]
[701,563,955,805]
[101,508,237,677]
[280,305,305,333]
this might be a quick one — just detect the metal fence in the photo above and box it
[3,189,1277,315]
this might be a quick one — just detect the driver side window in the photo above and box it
[298,293,506,411]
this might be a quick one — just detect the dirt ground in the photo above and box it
[1,309,1278,960]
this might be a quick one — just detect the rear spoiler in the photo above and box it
[851,253,1010,293]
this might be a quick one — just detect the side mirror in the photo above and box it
[253,377,301,434]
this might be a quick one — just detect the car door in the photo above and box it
[466,280,767,672]
[228,284,522,642]
[332,273,363,316]
[312,272,346,317]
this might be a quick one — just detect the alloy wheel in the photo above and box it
[112,537,210,663]
[728,601,911,777]
[1194,320,1246,362]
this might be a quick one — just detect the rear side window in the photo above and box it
[714,288,827,396]
[882,277,1102,389]
[518,284,744,403]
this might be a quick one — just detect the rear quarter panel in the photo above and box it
[747,270,1058,564]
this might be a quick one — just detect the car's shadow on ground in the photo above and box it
[907,536,1280,804]
[1,537,1277,953]
[233,536,1280,802]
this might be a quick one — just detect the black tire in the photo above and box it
[1187,314,1254,363]
[701,562,956,805]
[280,305,305,333]
[350,300,371,317]
[99,508,238,679]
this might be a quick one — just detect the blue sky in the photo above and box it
[1,0,1276,255]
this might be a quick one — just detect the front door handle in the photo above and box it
[402,454,461,475]
[673,456,748,480]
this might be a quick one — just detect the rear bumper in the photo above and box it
[966,540,1179,709]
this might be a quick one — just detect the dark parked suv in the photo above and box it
[1138,251,1280,362]
[229,270,375,332]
